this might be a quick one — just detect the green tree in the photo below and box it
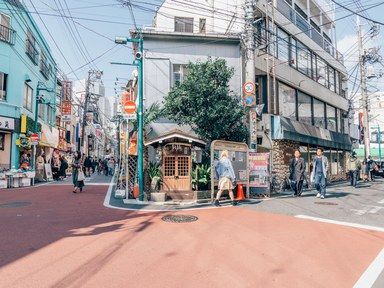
[163,58,248,143]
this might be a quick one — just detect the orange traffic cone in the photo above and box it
[133,185,139,199]
[236,183,245,201]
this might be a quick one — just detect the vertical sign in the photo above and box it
[250,109,257,150]
[61,100,72,122]
[249,152,270,196]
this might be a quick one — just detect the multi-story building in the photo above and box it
[0,0,58,170]
[141,0,356,185]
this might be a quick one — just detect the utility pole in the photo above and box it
[358,19,370,159]
[244,0,257,150]
[80,69,103,156]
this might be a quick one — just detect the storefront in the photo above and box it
[0,116,15,172]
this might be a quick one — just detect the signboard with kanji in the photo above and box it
[61,101,72,122]
[0,116,15,131]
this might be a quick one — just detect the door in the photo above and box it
[163,155,191,191]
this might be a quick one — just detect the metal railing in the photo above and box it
[26,38,39,65]
[276,0,344,64]
[0,24,15,45]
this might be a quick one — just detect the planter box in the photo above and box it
[151,192,166,202]
[19,178,31,187]
[0,180,7,189]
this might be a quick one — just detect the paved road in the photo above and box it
[0,175,383,288]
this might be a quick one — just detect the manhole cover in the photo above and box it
[162,215,198,223]
[0,201,32,208]
[314,201,338,206]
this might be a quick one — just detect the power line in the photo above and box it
[332,0,384,25]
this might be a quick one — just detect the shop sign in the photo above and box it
[61,100,72,122]
[0,116,15,131]
[249,152,270,188]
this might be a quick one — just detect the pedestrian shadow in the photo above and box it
[297,192,354,199]
[69,224,125,237]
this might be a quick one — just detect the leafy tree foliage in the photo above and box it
[163,58,248,143]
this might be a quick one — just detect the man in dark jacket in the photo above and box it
[84,156,92,177]
[289,149,306,197]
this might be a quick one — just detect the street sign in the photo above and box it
[61,100,72,122]
[124,101,136,114]
[243,81,255,95]
[30,133,39,142]
[243,94,256,107]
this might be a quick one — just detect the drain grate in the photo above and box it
[0,201,32,208]
[314,201,338,206]
[162,215,198,223]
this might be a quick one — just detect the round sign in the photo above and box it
[243,95,256,107]
[121,91,132,104]
[30,133,39,142]
[124,101,136,114]
[243,81,255,95]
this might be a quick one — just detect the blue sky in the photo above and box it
[22,0,384,100]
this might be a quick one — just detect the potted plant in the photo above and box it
[148,163,165,202]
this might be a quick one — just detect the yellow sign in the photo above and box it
[20,115,27,133]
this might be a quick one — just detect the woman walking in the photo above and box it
[213,150,238,207]
[72,152,85,193]
[59,156,68,180]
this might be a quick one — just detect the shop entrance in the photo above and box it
[162,143,191,192]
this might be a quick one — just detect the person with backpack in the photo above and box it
[346,152,361,188]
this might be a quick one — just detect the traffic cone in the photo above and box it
[236,183,245,201]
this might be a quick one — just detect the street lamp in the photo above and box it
[114,35,144,201]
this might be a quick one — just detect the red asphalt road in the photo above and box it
[0,183,383,288]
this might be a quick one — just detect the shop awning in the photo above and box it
[271,115,352,150]
[40,124,59,148]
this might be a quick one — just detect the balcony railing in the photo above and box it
[26,38,39,65]
[276,0,344,64]
[0,24,15,45]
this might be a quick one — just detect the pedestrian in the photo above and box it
[103,158,109,176]
[107,158,115,176]
[289,149,306,197]
[213,150,238,207]
[59,156,69,180]
[346,152,361,188]
[84,155,92,177]
[51,153,61,181]
[72,152,85,193]
[310,147,329,199]
[97,159,103,175]
[367,156,377,181]
[35,153,45,182]
[92,158,98,174]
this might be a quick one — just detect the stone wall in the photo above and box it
[272,139,297,186]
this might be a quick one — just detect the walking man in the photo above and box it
[213,150,238,207]
[289,149,306,197]
[346,152,361,188]
[310,148,329,199]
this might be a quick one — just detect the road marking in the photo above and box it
[295,215,384,233]
[378,199,384,204]
[351,205,384,216]
[354,248,384,288]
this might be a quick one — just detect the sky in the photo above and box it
[19,0,384,103]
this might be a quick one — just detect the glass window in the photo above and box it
[326,104,336,132]
[311,53,317,80]
[267,20,277,57]
[297,41,311,76]
[277,27,289,61]
[0,72,7,101]
[0,13,11,43]
[172,64,188,86]
[278,82,296,119]
[199,18,206,33]
[290,38,297,69]
[38,104,44,119]
[313,98,325,128]
[23,83,33,111]
[298,91,312,125]
[331,150,338,175]
[316,57,327,86]
[174,17,194,33]
[335,71,340,95]
[336,109,341,133]
[328,67,335,92]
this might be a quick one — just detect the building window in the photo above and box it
[311,53,317,80]
[0,72,7,101]
[328,67,335,92]
[297,41,311,77]
[326,104,336,132]
[313,98,325,128]
[173,64,188,86]
[26,30,39,65]
[38,104,44,119]
[0,13,11,43]
[174,17,193,33]
[47,106,53,125]
[40,52,50,80]
[199,18,206,33]
[267,19,277,57]
[316,57,327,87]
[290,38,297,69]
[336,109,341,133]
[277,27,289,61]
[23,83,33,111]
[294,4,307,20]
[335,71,340,95]
[278,82,296,120]
[298,91,312,125]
